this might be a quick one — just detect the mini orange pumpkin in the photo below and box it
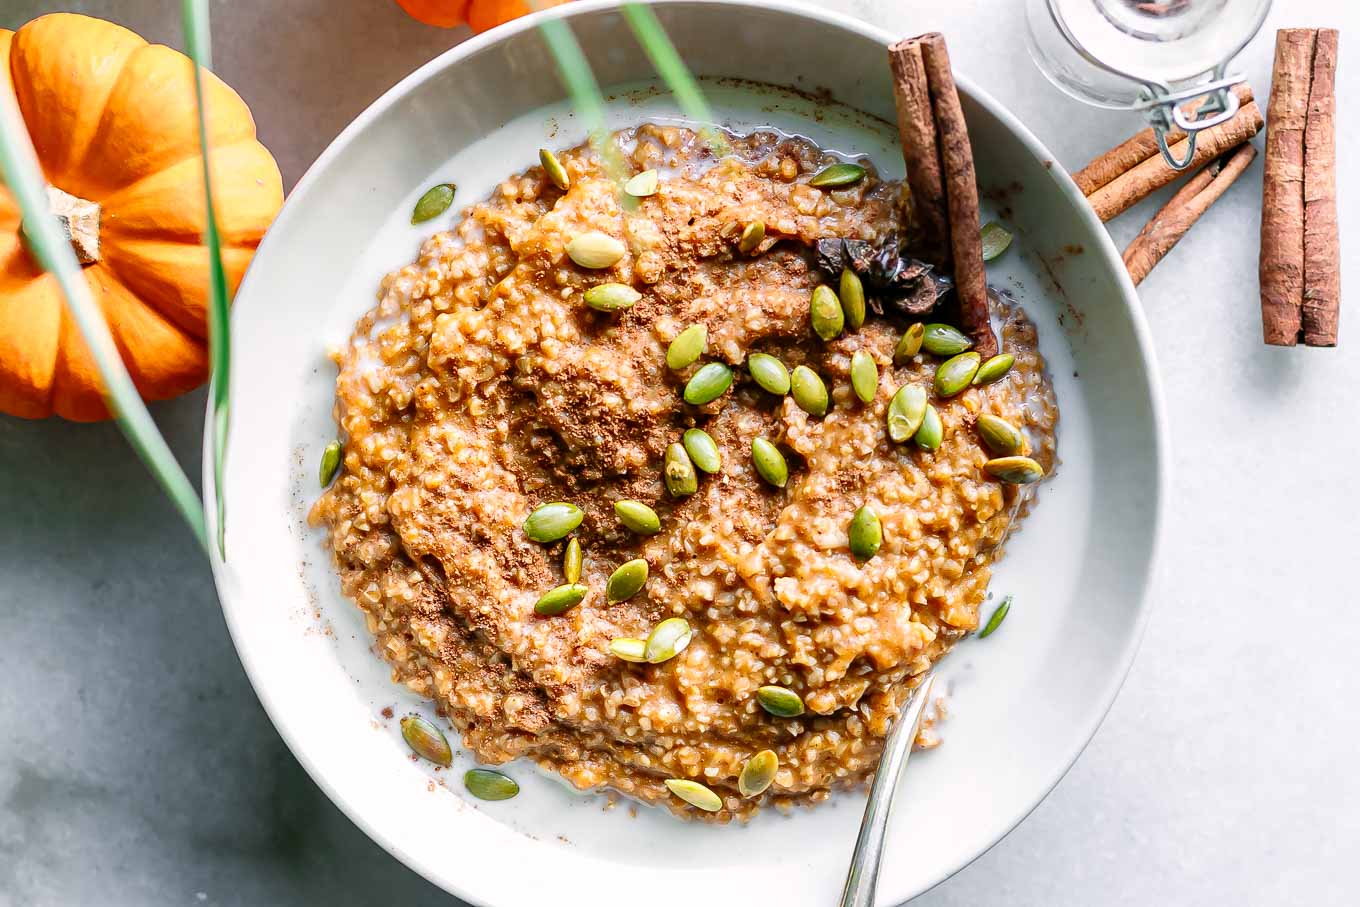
[0,13,283,421]
[396,0,472,28]
[396,0,570,33]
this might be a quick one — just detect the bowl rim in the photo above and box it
[205,0,1168,902]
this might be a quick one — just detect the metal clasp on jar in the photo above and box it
[1135,70,1249,170]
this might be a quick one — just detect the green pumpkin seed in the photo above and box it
[539,148,570,191]
[614,499,661,535]
[683,429,721,474]
[839,268,866,330]
[664,778,722,812]
[400,715,452,766]
[566,231,626,269]
[934,352,981,397]
[984,456,1044,485]
[810,284,844,341]
[808,162,866,188]
[660,440,696,497]
[562,537,582,583]
[747,353,791,395]
[609,637,649,662]
[922,323,973,357]
[848,505,882,561]
[915,404,943,451]
[683,362,733,405]
[411,183,455,224]
[464,769,519,801]
[894,323,925,365]
[624,168,660,197]
[606,558,649,602]
[319,440,342,487]
[645,617,693,663]
[976,414,1027,457]
[584,282,641,312]
[663,442,698,498]
[523,502,584,543]
[790,365,829,417]
[972,353,1016,386]
[751,437,788,488]
[667,324,708,370]
[887,384,927,442]
[850,350,878,403]
[738,750,779,797]
[980,221,1013,261]
[738,220,765,254]
[756,685,805,718]
[978,595,1012,638]
[535,583,588,616]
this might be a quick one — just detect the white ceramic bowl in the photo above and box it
[206,2,1166,904]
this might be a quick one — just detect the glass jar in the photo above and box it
[1025,0,1272,168]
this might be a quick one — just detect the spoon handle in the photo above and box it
[838,673,936,907]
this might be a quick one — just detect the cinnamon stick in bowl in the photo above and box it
[889,33,996,357]
[889,40,949,269]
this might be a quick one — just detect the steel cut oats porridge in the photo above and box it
[309,124,1058,821]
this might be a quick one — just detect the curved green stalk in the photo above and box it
[534,2,723,194]
[620,3,727,154]
[536,16,630,189]
[0,85,209,554]
[182,0,232,558]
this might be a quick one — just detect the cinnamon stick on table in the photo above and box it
[1122,143,1257,286]
[1083,97,1263,222]
[1301,30,1341,347]
[888,33,996,357]
[1260,31,1314,344]
[1073,83,1253,196]
[1260,28,1341,347]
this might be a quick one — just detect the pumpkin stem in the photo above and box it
[44,186,101,265]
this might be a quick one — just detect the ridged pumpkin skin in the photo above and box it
[0,14,283,421]
[396,0,569,32]
[395,0,472,28]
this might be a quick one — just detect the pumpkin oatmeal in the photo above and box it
[309,125,1058,822]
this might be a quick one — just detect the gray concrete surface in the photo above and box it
[2,1,1356,904]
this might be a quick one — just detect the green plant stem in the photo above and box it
[532,2,725,199]
[182,0,233,558]
[620,3,727,154]
[535,15,630,190]
[0,85,209,554]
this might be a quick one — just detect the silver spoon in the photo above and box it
[838,672,937,907]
